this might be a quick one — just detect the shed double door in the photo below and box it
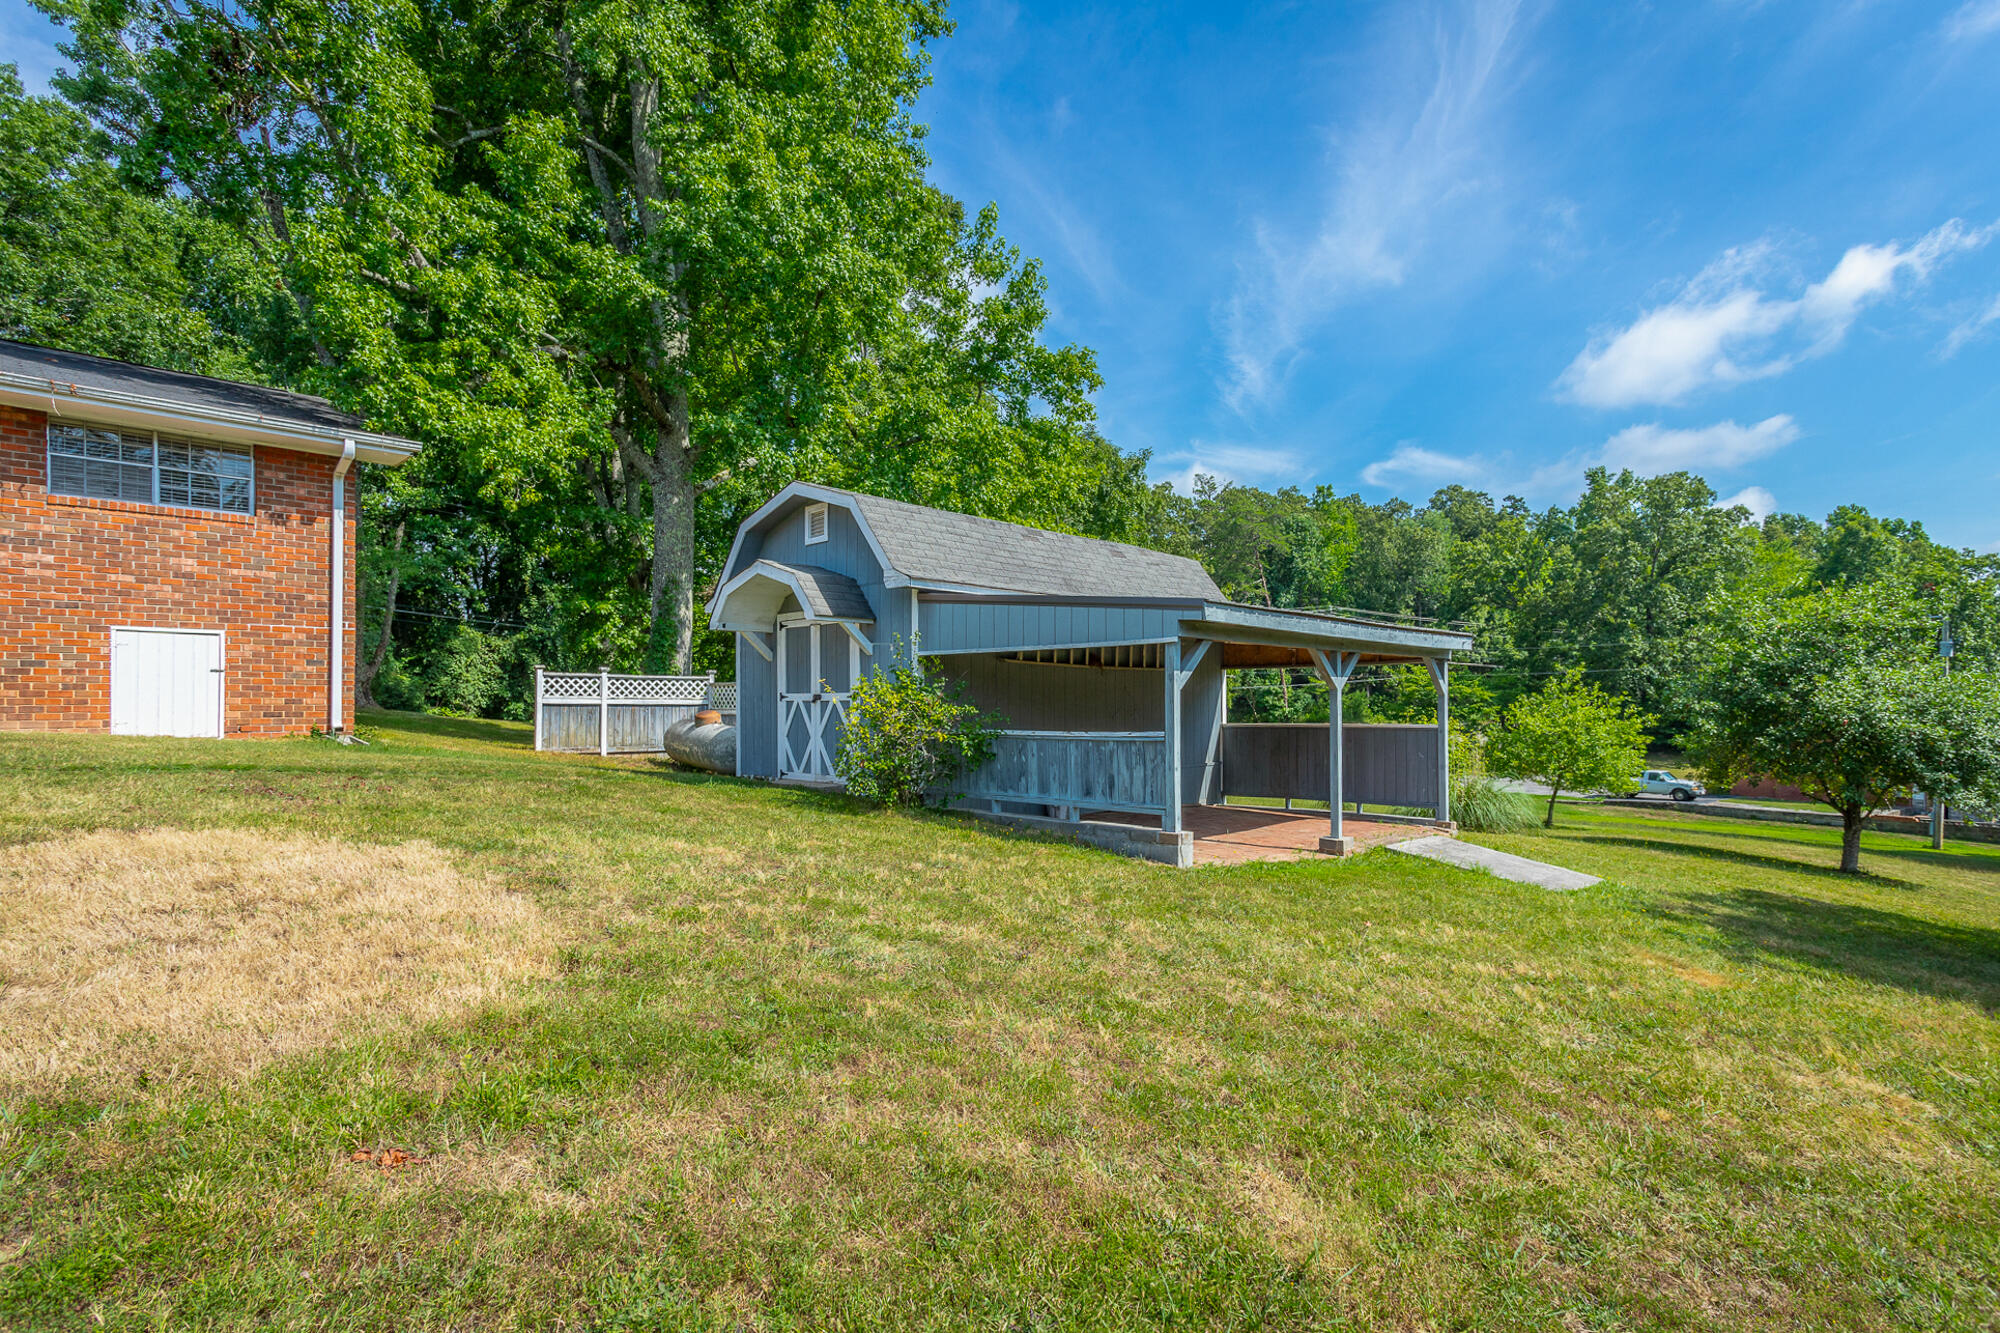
[778,619,858,781]
[110,627,224,737]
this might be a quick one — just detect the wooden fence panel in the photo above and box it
[535,669,721,753]
[542,704,602,753]
[1221,723,1440,809]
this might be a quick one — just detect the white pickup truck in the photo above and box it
[1627,770,1703,801]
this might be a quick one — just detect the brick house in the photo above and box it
[0,341,421,737]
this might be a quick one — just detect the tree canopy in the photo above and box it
[6,5,1996,747]
[1487,670,1654,828]
[1684,585,2000,872]
[31,0,1136,677]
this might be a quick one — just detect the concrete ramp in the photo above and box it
[1386,835,1601,891]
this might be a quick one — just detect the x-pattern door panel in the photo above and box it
[778,620,858,780]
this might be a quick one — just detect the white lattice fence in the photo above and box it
[534,668,731,753]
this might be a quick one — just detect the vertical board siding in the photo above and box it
[1220,723,1441,808]
[537,702,711,754]
[736,632,778,777]
[916,600,1184,655]
[1180,645,1225,804]
[737,499,886,625]
[933,653,1164,732]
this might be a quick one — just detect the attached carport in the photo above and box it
[924,594,1472,866]
[1179,603,1471,854]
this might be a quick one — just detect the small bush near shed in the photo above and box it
[1450,731,1540,832]
[834,659,1001,808]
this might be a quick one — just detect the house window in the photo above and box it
[803,501,828,545]
[47,425,253,515]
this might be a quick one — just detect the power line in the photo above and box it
[374,605,532,631]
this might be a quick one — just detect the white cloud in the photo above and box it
[1220,0,1531,409]
[1558,220,1999,408]
[1154,441,1307,493]
[1519,415,1798,496]
[1716,486,1777,523]
[1596,415,1800,474]
[1355,415,1798,504]
[974,135,1122,306]
[1359,444,1494,488]
[1944,0,2000,41]
[1941,292,2000,357]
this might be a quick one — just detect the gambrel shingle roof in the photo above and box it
[835,489,1221,601]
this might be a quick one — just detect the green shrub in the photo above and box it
[1451,775,1541,832]
[368,656,426,712]
[834,660,1001,808]
[1488,669,1654,827]
[1449,729,1540,832]
[421,625,511,717]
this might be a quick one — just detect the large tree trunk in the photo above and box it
[648,406,697,673]
[1839,805,1865,873]
[1545,781,1561,828]
[357,519,405,708]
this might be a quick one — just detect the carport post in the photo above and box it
[1162,638,1183,834]
[1427,657,1451,824]
[1309,650,1359,853]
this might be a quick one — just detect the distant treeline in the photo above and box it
[1141,472,1996,735]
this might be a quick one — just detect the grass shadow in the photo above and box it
[1648,886,2000,1012]
[359,709,531,749]
[1561,832,1909,887]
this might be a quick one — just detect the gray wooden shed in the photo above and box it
[708,483,1472,865]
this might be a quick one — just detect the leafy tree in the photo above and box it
[0,64,264,372]
[43,0,1136,679]
[833,658,1000,808]
[1684,586,2000,873]
[1508,469,1756,731]
[1488,669,1654,827]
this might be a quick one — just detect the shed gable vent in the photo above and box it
[804,502,829,545]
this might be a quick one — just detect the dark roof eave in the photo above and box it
[0,341,422,463]
[1185,601,1473,655]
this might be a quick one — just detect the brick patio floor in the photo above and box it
[1087,804,1439,866]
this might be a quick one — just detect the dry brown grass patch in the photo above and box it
[0,828,554,1092]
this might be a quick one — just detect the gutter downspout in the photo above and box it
[330,438,356,733]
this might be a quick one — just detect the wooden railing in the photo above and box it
[956,729,1170,818]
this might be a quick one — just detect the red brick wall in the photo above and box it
[1729,775,1809,802]
[0,402,357,736]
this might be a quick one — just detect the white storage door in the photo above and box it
[110,629,223,737]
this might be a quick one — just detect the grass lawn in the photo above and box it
[3,710,1998,1330]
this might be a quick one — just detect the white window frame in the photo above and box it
[46,423,256,515]
[803,501,829,546]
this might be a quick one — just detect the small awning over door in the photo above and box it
[711,560,875,631]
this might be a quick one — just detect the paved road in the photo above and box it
[1496,781,1902,819]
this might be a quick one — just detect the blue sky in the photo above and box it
[8,1,1999,550]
